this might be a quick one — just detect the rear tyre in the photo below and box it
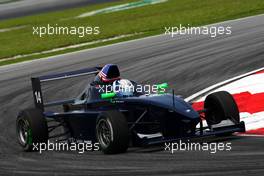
[96,111,129,154]
[16,108,48,151]
[204,91,240,128]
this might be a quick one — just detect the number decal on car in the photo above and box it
[34,91,42,103]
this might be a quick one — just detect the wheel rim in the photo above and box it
[17,118,31,146]
[96,119,113,148]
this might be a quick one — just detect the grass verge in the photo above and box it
[1,0,264,66]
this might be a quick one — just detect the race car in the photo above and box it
[16,64,245,154]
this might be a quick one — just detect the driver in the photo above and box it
[82,64,137,101]
[93,64,120,85]
[88,64,121,100]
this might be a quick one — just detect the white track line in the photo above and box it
[185,67,264,102]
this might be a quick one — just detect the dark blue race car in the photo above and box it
[16,64,245,154]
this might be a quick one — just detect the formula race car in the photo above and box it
[16,64,245,154]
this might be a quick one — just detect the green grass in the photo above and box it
[1,0,264,66]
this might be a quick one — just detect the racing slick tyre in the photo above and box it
[16,108,48,151]
[204,91,240,128]
[96,111,129,154]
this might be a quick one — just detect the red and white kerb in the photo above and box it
[191,70,264,136]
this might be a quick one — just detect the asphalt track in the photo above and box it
[0,15,264,175]
[0,0,119,20]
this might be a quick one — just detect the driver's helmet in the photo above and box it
[113,79,134,97]
[94,64,120,84]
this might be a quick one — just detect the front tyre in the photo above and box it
[16,108,48,151]
[204,91,240,128]
[96,111,129,154]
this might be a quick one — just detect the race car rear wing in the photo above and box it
[31,67,102,111]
